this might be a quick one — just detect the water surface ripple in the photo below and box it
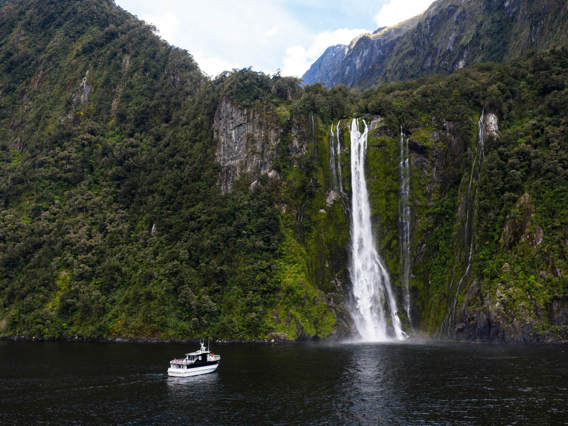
[1,341,566,424]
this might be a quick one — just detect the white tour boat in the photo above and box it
[167,342,221,377]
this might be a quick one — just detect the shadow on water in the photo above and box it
[1,340,566,423]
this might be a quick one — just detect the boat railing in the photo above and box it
[171,358,196,366]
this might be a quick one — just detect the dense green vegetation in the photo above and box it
[0,0,566,342]
[0,0,339,340]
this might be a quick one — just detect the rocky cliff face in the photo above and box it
[301,45,347,89]
[302,16,420,88]
[454,190,563,343]
[302,0,568,89]
[214,97,279,193]
[213,97,304,193]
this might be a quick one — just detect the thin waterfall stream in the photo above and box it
[349,118,406,341]
[399,127,412,326]
[329,124,339,190]
[329,121,344,193]
[336,120,344,193]
[443,110,486,333]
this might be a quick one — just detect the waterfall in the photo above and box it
[443,110,486,332]
[336,121,344,193]
[329,121,344,192]
[349,119,406,341]
[329,125,339,190]
[399,127,412,326]
[311,113,315,138]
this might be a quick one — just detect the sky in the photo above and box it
[115,0,434,78]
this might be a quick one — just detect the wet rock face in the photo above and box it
[72,70,91,105]
[214,97,304,193]
[455,281,534,343]
[326,190,341,207]
[485,113,499,139]
[552,299,568,326]
[455,279,568,343]
[408,139,428,156]
[501,193,544,249]
[213,97,279,194]
[504,0,521,19]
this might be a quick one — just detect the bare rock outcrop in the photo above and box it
[213,97,303,193]
[485,113,500,139]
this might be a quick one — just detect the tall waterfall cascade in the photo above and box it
[443,110,486,332]
[399,128,412,326]
[349,119,406,341]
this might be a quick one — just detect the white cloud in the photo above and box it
[282,28,368,77]
[264,26,280,38]
[119,0,311,76]
[116,0,379,78]
[282,46,310,78]
[374,0,434,28]
[193,53,239,78]
[140,12,180,45]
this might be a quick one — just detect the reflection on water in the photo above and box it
[167,373,219,390]
[346,345,391,423]
[1,341,566,423]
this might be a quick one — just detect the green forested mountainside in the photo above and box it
[1,0,567,342]
[0,0,335,340]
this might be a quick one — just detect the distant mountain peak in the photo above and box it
[302,0,568,89]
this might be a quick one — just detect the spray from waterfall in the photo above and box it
[443,110,486,332]
[349,118,406,341]
[399,127,412,326]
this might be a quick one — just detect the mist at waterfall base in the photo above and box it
[2,341,566,424]
[348,119,405,342]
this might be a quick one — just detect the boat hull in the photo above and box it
[167,362,219,377]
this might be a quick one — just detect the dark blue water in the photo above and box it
[1,341,566,424]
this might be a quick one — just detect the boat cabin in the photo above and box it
[169,342,220,370]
